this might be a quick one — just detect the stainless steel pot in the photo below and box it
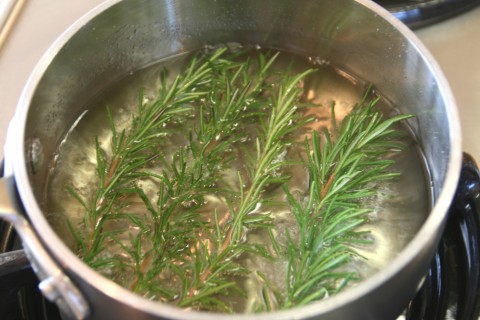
[0,0,462,319]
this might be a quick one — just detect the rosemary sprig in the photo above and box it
[176,67,316,311]
[67,48,228,262]
[230,68,316,240]
[123,51,282,309]
[274,96,414,309]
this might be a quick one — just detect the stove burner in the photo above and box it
[375,0,480,28]
[0,156,479,319]
[405,154,480,319]
[0,224,62,320]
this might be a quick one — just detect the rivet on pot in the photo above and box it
[26,137,44,175]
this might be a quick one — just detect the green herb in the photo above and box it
[256,95,414,310]
[124,50,285,311]
[66,47,414,313]
[173,66,316,311]
[67,48,231,262]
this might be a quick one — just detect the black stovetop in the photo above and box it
[375,0,480,28]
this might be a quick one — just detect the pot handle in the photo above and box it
[0,175,90,319]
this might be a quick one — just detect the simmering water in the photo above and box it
[44,46,430,312]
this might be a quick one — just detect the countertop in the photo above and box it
[0,0,479,163]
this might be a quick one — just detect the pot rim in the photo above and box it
[7,0,462,319]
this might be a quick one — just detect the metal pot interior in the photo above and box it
[11,0,461,319]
